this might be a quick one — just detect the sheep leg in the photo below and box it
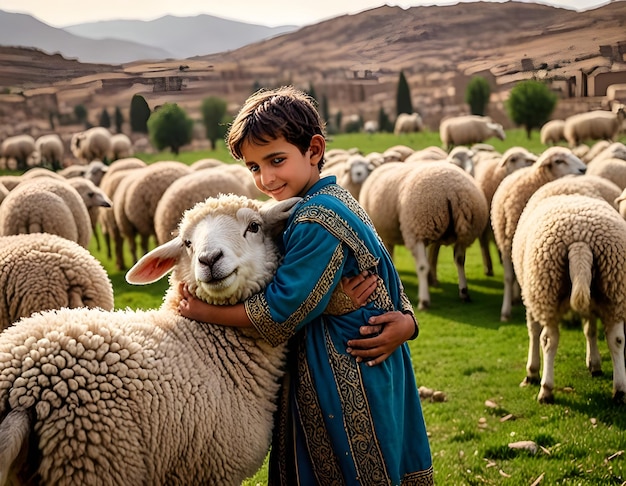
[427,243,440,287]
[478,227,494,277]
[140,234,151,258]
[605,321,626,403]
[500,255,515,321]
[521,311,541,387]
[582,316,602,376]
[410,241,430,310]
[538,325,560,404]
[453,243,470,303]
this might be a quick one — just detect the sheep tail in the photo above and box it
[569,241,593,315]
[0,409,31,483]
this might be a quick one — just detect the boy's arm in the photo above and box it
[178,283,252,327]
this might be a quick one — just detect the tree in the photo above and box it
[99,108,111,128]
[465,76,491,116]
[114,106,124,133]
[147,103,193,154]
[200,96,227,150]
[395,70,413,117]
[74,104,88,125]
[320,94,330,126]
[377,107,393,133]
[506,79,558,139]
[130,94,151,133]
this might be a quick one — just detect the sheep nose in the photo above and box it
[579,167,587,174]
[198,249,223,270]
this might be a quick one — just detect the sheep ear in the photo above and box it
[126,237,185,285]
[260,197,301,236]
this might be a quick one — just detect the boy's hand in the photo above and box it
[346,311,417,366]
[178,282,210,322]
[341,270,378,307]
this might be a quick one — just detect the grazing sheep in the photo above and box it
[404,146,448,163]
[0,177,92,248]
[34,134,64,171]
[363,120,379,133]
[20,167,66,182]
[473,146,537,276]
[491,146,587,321]
[563,106,626,147]
[590,141,626,163]
[383,145,414,161]
[108,133,134,161]
[360,161,488,309]
[512,194,626,403]
[154,168,253,244]
[0,233,114,330]
[0,194,297,485]
[539,120,566,146]
[439,115,505,150]
[70,127,112,163]
[122,161,192,260]
[1,134,36,171]
[393,112,424,135]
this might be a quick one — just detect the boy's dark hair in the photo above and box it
[227,86,326,170]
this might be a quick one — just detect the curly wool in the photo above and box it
[0,233,114,330]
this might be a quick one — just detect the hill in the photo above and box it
[0,1,624,139]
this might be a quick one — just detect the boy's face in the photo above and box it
[242,135,325,200]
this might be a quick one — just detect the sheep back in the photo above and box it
[0,233,114,330]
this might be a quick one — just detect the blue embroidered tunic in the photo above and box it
[245,176,433,485]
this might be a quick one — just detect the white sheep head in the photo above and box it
[126,194,300,306]
[498,147,537,175]
[535,146,587,177]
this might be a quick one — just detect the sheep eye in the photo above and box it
[184,239,192,248]
[245,222,260,235]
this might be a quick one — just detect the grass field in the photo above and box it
[63,129,626,484]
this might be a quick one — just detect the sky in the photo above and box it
[0,0,611,28]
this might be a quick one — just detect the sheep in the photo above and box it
[154,168,254,244]
[0,194,298,485]
[0,177,92,248]
[512,194,626,403]
[1,134,36,171]
[120,161,192,261]
[404,146,448,163]
[67,177,113,251]
[363,120,379,133]
[0,233,114,331]
[70,127,112,163]
[360,161,488,309]
[439,115,505,150]
[589,141,626,163]
[190,158,225,170]
[98,166,146,270]
[383,144,414,161]
[563,105,626,147]
[580,140,611,163]
[583,156,626,190]
[473,146,537,276]
[539,119,566,146]
[393,112,424,135]
[0,182,8,205]
[34,134,64,171]
[490,146,587,322]
[108,133,134,161]
[20,167,66,182]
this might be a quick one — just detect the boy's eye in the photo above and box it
[271,157,285,165]
[247,164,259,173]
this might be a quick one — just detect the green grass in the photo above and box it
[60,129,626,484]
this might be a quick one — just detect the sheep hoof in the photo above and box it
[418,300,430,310]
[520,376,539,387]
[500,314,510,322]
[612,390,626,404]
[459,288,470,302]
[485,270,494,277]
[591,370,603,378]
[538,387,554,404]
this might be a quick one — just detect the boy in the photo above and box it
[179,86,433,485]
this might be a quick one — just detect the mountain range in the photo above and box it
[0,10,297,64]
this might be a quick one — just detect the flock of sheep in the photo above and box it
[0,108,626,483]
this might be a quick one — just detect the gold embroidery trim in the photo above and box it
[295,330,344,485]
[245,245,345,346]
[324,323,391,485]
[402,465,435,486]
